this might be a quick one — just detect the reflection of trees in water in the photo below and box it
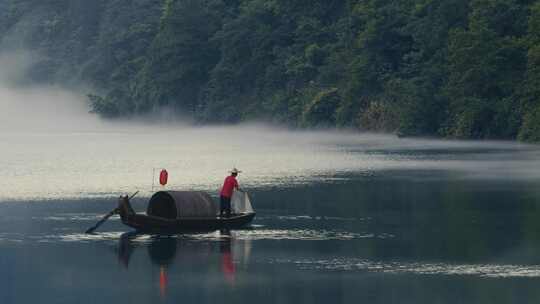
[118,230,250,297]
[270,176,540,263]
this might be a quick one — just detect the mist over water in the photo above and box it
[2,124,539,200]
[1,51,540,201]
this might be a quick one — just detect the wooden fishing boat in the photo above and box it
[117,190,256,233]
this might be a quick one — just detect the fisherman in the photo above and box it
[220,168,242,217]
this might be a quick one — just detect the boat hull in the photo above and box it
[117,195,255,233]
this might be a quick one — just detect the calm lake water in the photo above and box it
[1,126,540,304]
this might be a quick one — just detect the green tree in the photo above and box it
[132,0,224,115]
[444,0,527,138]
[518,1,540,141]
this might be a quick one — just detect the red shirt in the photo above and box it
[220,175,238,198]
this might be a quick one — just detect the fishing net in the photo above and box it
[231,190,254,214]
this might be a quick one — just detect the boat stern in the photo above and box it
[117,195,136,223]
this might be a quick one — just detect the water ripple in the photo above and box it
[32,214,111,221]
[0,228,391,244]
[36,232,126,243]
[185,229,393,241]
[275,257,540,278]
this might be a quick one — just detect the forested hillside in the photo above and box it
[1,0,540,141]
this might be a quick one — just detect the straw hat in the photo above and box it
[230,168,242,174]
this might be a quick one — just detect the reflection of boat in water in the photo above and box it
[118,230,249,297]
[118,232,181,298]
[118,230,248,269]
[117,190,256,233]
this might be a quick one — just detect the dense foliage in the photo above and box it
[1,0,540,141]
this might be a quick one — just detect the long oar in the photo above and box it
[85,191,139,234]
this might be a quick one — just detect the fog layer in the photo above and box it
[0,52,539,201]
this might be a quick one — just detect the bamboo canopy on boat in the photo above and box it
[147,191,218,219]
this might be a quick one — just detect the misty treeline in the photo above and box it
[1,0,540,141]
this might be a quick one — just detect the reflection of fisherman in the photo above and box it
[220,168,242,217]
[220,230,236,284]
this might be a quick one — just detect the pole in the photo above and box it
[152,168,155,192]
[85,191,140,234]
